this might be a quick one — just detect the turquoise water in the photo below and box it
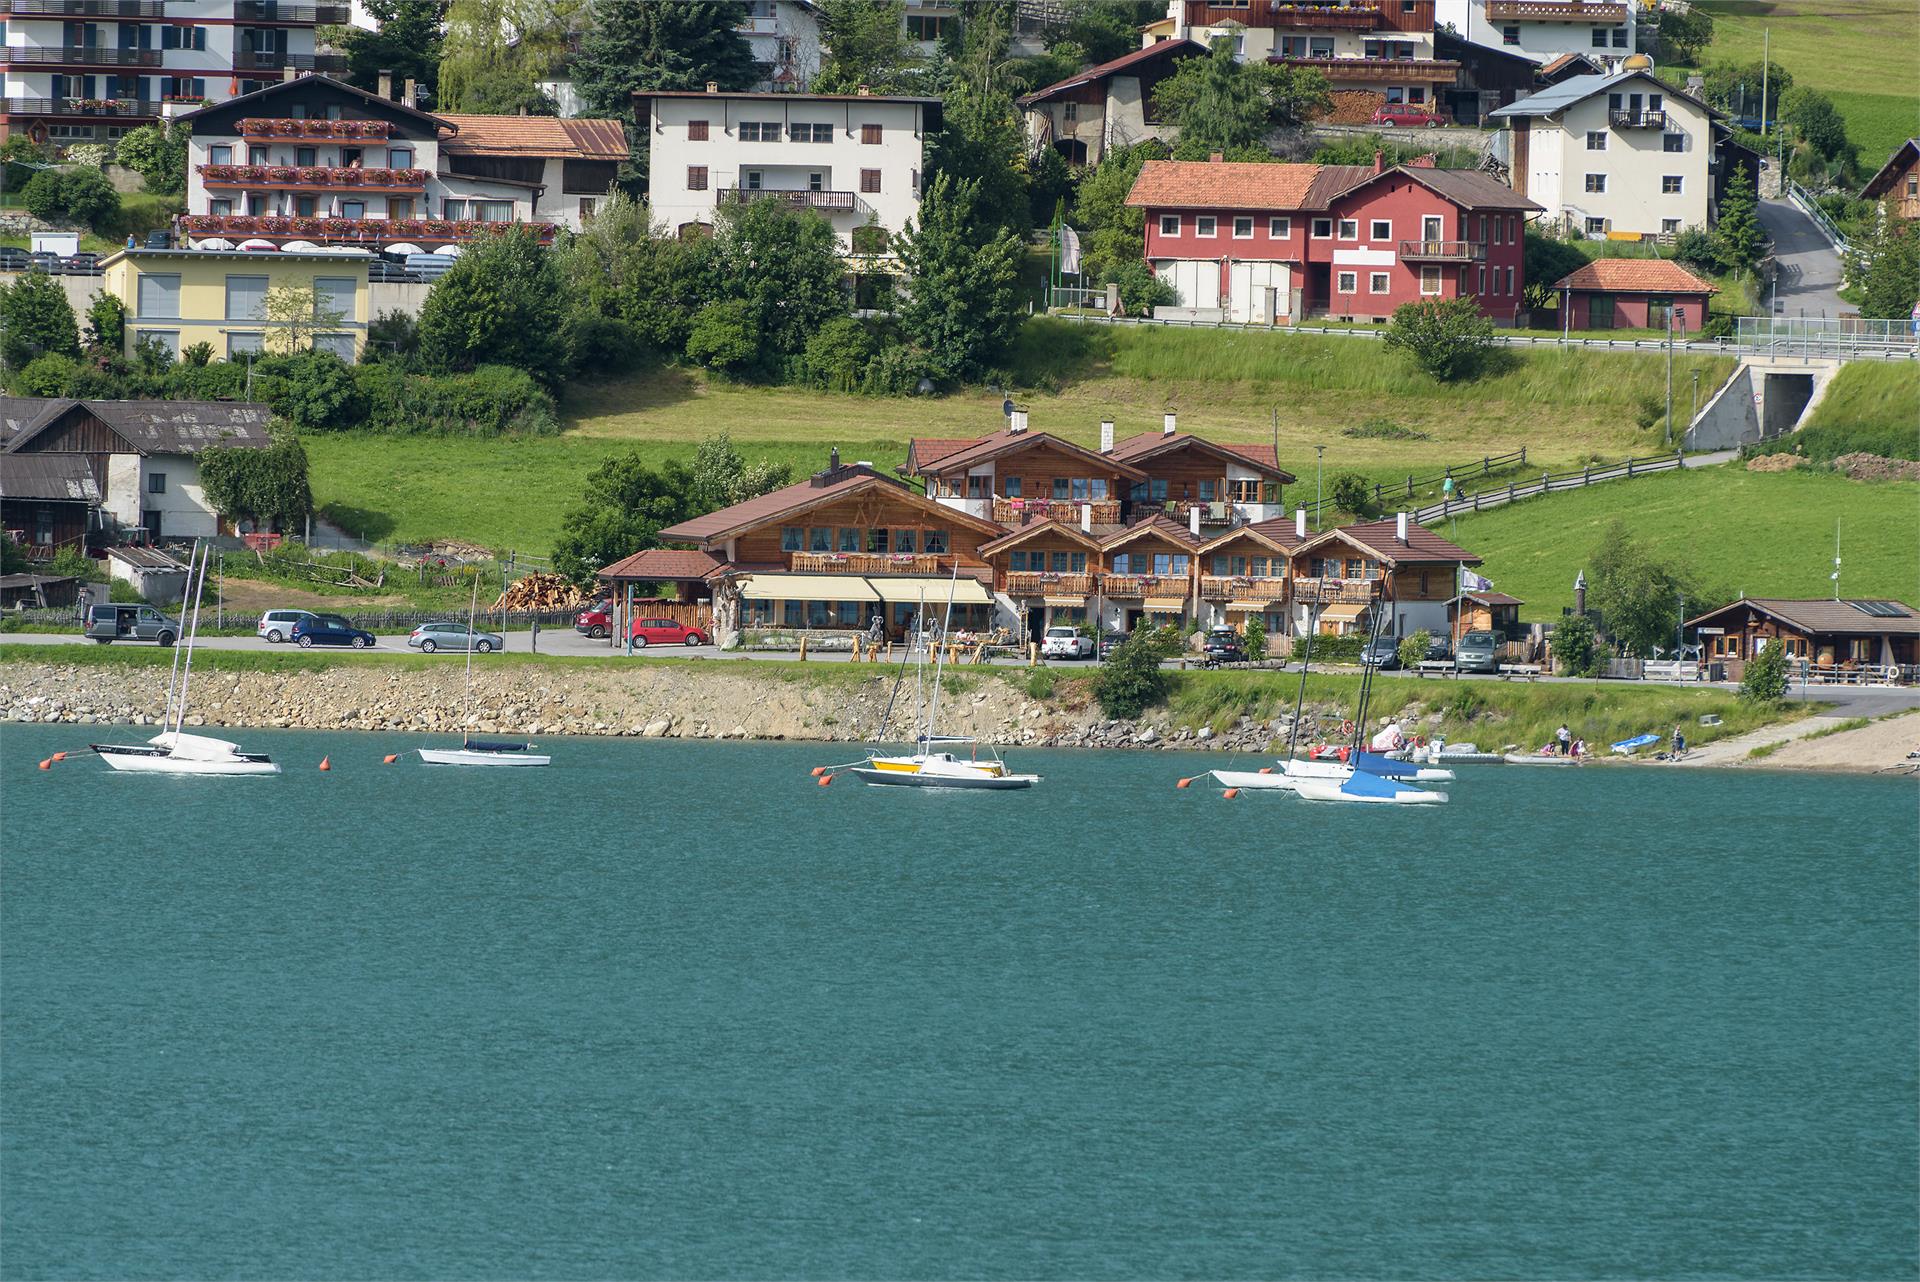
[2,725,1915,1280]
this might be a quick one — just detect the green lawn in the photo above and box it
[1680,0,1920,169]
[306,322,1734,553]
[1449,464,1919,620]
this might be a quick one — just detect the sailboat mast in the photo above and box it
[462,574,479,746]
[160,542,198,736]
[925,567,960,741]
[1286,583,1322,760]
[173,541,209,738]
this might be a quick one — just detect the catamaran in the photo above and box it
[90,541,282,776]
[416,577,550,767]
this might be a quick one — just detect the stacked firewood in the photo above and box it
[491,573,588,612]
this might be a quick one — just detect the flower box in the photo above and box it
[295,166,329,184]
[267,166,297,183]
[258,216,294,234]
[291,216,323,234]
[359,167,392,186]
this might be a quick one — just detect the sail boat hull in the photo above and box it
[848,762,1037,789]
[90,744,281,775]
[417,747,551,767]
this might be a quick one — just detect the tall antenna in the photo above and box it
[1830,517,1841,601]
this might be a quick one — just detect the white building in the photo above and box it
[177,74,626,248]
[636,88,938,253]
[0,0,345,148]
[1490,68,1716,237]
[1434,0,1637,66]
[737,0,824,92]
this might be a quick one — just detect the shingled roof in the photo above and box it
[439,114,629,159]
[1109,430,1297,482]
[1686,598,1920,638]
[1554,259,1717,293]
[657,464,1005,546]
[1298,519,1482,567]
[1,399,273,456]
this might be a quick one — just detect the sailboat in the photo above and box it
[822,572,1037,790]
[90,541,282,775]
[1288,606,1447,805]
[416,577,550,767]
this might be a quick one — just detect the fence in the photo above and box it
[1053,308,1740,354]
[1412,451,1686,524]
[1734,316,1919,360]
[1294,448,1527,521]
[1786,179,1849,255]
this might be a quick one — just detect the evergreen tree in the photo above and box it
[573,0,757,113]
[813,0,920,94]
[1846,204,1920,321]
[1152,38,1329,154]
[0,269,80,373]
[343,0,444,106]
[928,81,1032,236]
[416,228,571,384]
[895,172,1024,383]
[1715,162,1763,273]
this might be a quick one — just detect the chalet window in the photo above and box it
[1160,214,1180,236]
[793,122,832,142]
[147,471,166,494]
[1004,477,1021,497]
[314,277,356,321]
[1337,218,1358,239]
[808,527,831,552]
[838,527,860,552]
[1591,26,1609,46]
[1477,264,1486,293]
[1089,479,1108,499]
[1369,271,1390,294]
[1229,478,1259,504]
[210,199,232,217]
[924,529,948,554]
[1269,216,1290,237]
[1233,216,1253,239]
[1052,477,1070,499]
[1608,93,1623,111]
[1423,214,1444,241]
[687,165,709,191]
[226,332,263,357]
[895,529,916,554]
[860,169,881,193]
[1663,132,1685,153]
[1250,556,1269,576]
[210,144,232,166]
[1662,175,1683,194]
[781,526,802,551]
[1211,555,1229,575]
[1662,218,1681,234]
[1614,27,1629,47]
[1311,217,1332,238]
[341,199,367,220]
[1196,216,1217,236]
[1370,218,1391,240]
[1586,131,1607,151]
[1505,265,1515,294]
[1009,550,1028,572]
[1500,24,1518,44]
[860,123,882,144]
[1063,102,1077,121]
[1198,480,1214,502]
[965,475,987,499]
[1336,270,1357,294]
[1584,173,1606,193]
[1420,266,1442,295]
[689,119,709,141]
[867,528,890,553]
[1586,216,1608,236]
[1908,177,1918,197]
[388,145,412,168]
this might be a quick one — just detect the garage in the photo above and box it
[1225,260,1290,323]
[1154,258,1220,309]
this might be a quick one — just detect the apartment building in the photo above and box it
[1490,67,1716,236]
[104,244,370,360]
[736,0,823,92]
[1,0,347,146]
[635,87,938,254]
[176,74,626,249]
[1433,0,1637,66]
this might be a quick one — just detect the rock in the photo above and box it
[1135,726,1157,745]
[1197,726,1214,741]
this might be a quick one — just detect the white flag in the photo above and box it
[1059,224,1082,276]
[1462,569,1493,592]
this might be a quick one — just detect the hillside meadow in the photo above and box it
[305,321,1734,553]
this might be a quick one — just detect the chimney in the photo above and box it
[1080,505,1092,534]
[1373,148,1385,175]
[378,69,392,100]
[1099,419,1114,453]
[283,64,297,82]
[1209,151,1223,163]
[1396,511,1409,544]
[403,78,417,108]
[1009,409,1028,434]
[1410,152,1437,168]
[857,84,872,96]
[1296,507,1307,539]
[1162,411,1176,437]
[706,80,719,93]
[1189,505,1201,537]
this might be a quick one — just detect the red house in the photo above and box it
[1125,154,1541,324]
[1552,259,1716,332]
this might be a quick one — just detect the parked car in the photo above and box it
[1201,628,1247,667]
[84,602,180,646]
[629,616,707,648]
[1371,105,1447,128]
[574,602,614,638]
[1098,631,1128,661]
[407,621,503,653]
[256,609,316,643]
[144,230,171,250]
[1040,625,1094,660]
[291,613,375,649]
[1425,634,1453,663]
[0,247,27,271]
[65,251,100,273]
[28,251,61,273]
[1362,636,1402,669]
[1455,629,1500,674]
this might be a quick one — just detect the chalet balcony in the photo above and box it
[180,212,557,244]
[1290,576,1379,604]
[1609,109,1668,130]
[1004,572,1094,598]
[1101,574,1190,600]
[240,116,391,140]
[1484,0,1627,20]
[991,497,1120,525]
[235,1,351,22]
[0,0,168,16]
[0,45,162,67]
[1269,55,1460,84]
[3,95,160,118]
[234,49,349,74]
[1399,239,1485,262]
[1200,576,1288,602]
[1263,4,1381,29]
[789,551,952,575]
[719,187,862,214]
[198,163,433,191]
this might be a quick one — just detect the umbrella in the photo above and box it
[196,237,234,251]
[282,239,319,252]
[384,242,424,256]
[432,244,463,256]
[235,238,280,252]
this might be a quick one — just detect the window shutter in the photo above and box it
[138,274,180,319]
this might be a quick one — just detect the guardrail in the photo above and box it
[1413,450,1686,524]
[1786,179,1849,255]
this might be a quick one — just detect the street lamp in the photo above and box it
[1313,443,1325,531]
[1664,306,1685,448]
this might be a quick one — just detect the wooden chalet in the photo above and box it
[1685,598,1920,683]
[1448,589,1525,643]
[0,453,103,562]
[1196,515,1307,636]
[1289,515,1481,637]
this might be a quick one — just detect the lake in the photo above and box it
[3,726,1915,1280]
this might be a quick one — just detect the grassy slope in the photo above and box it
[1449,465,1919,620]
[307,322,1734,552]
[1681,0,1920,169]
[1799,361,1920,440]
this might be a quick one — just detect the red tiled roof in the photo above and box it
[1554,259,1718,293]
[657,466,1004,545]
[905,437,987,470]
[439,114,629,159]
[1300,519,1482,566]
[1241,517,1309,550]
[597,547,723,581]
[1126,159,1326,211]
[1016,37,1207,106]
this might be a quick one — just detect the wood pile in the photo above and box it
[492,573,588,612]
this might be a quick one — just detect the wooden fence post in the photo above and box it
[1406,474,1414,497]
[1481,456,1490,475]
[1029,642,1039,667]
[1520,446,1526,465]
[1626,459,1635,477]
[799,635,808,662]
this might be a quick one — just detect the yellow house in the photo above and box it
[101,247,371,363]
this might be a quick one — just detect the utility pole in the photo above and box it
[1664,306,1676,447]
[1314,443,1325,531]
[1759,28,1770,141]
[1691,368,1699,428]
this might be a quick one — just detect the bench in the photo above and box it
[1415,661,1457,678]
[1498,663,1543,681]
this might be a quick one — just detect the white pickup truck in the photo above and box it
[1040,626,1094,660]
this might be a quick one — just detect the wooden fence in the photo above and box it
[1412,451,1687,524]
[1294,448,1528,521]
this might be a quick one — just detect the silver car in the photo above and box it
[407,621,504,653]
[257,609,316,643]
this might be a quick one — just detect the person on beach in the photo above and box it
[1670,726,1686,759]
[1555,724,1571,756]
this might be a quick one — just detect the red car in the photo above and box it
[629,616,707,648]
[574,603,614,638]
[1371,105,1447,128]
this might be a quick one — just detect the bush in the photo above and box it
[1330,471,1374,516]
[684,299,760,374]
[1550,614,1596,677]
[1383,297,1496,381]
[1672,225,1725,272]
[20,165,120,232]
[350,363,559,436]
[365,309,418,362]
[862,344,934,396]
[1242,616,1267,661]
[1396,629,1430,671]
[1740,640,1791,704]
[13,352,79,396]
[802,316,874,392]
[20,169,64,221]
[1107,258,1176,316]
[1300,632,1364,664]
[262,351,359,430]
[1092,625,1175,719]
[1699,314,1735,341]
[85,291,125,353]
[112,122,187,195]
[181,341,213,368]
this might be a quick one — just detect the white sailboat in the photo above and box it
[417,577,550,767]
[90,542,282,776]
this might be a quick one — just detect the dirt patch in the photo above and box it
[1745,453,1806,472]
[1830,452,1920,483]
[1756,712,1920,773]
[212,580,407,611]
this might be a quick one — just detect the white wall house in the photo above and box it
[1016,38,1204,168]
[1434,0,1637,66]
[737,0,824,91]
[1491,68,1714,237]
[636,88,937,254]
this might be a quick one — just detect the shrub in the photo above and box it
[1672,225,1726,272]
[1740,640,1791,704]
[1092,625,1175,719]
[85,291,125,353]
[1396,629,1430,671]
[1383,297,1496,381]
[0,270,81,371]
[13,352,79,396]
[261,351,358,430]
[803,316,873,392]
[1243,617,1267,661]
[1301,632,1364,664]
[684,299,760,374]
[862,344,933,396]
[55,166,119,231]
[365,309,419,362]
[112,122,188,195]
[1330,471,1374,516]
[20,169,64,221]
[351,363,559,436]
[1107,258,1176,316]
[1699,314,1735,341]
[181,341,213,368]
[1550,614,1596,677]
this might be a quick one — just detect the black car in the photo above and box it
[291,612,376,649]
[1201,628,1247,667]
[1362,636,1401,669]
[1097,632,1128,661]
[1424,635,1452,663]
[27,251,61,274]
[0,247,27,271]
[65,251,100,274]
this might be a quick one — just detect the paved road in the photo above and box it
[1758,197,1847,319]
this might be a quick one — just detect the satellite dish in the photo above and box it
[1002,398,1015,417]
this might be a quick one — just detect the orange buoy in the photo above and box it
[318,756,331,771]
[51,752,67,762]
[38,759,51,770]
[810,766,826,777]
[1176,777,1192,789]
[382,754,398,764]
[1337,746,1350,764]
[817,774,833,786]
[1223,788,1240,799]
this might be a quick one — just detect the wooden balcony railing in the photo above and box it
[240,117,391,140]
[789,551,948,575]
[180,212,557,243]
[1269,55,1459,83]
[1290,576,1379,604]
[198,163,432,190]
[1003,572,1094,598]
[1608,109,1668,130]
[1101,574,1190,600]
[991,497,1120,525]
[1200,576,1288,601]
[1484,0,1627,20]
[1265,4,1380,28]
[1399,239,1484,262]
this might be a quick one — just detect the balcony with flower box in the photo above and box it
[1003,571,1094,599]
[198,162,432,192]
[990,497,1120,525]
[1267,55,1459,83]
[1263,3,1382,29]
[179,212,556,244]
[1100,574,1190,600]
[1289,576,1379,604]
[789,551,954,575]
[1483,0,1627,20]
[4,95,161,118]
[239,117,391,140]
[1200,576,1288,602]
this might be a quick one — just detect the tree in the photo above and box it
[13,352,79,396]
[684,299,760,373]
[1846,205,1920,320]
[1382,297,1496,382]
[342,0,444,106]
[197,433,314,528]
[1054,0,1137,65]
[437,0,582,111]
[263,283,345,355]
[84,291,125,354]
[813,0,921,94]
[417,228,571,383]
[113,122,188,195]
[555,191,716,352]
[1074,140,1166,283]
[1658,6,1713,63]
[895,172,1024,383]
[456,67,558,114]
[0,269,80,371]
[1587,520,1690,658]
[929,81,1033,237]
[1741,638,1792,704]
[1092,624,1174,719]
[58,165,119,232]
[263,351,359,429]
[573,0,757,113]
[709,197,846,362]
[1549,614,1596,677]
[1701,60,1791,122]
[1779,86,1850,161]
[1330,471,1374,517]
[1396,628,1430,671]
[19,169,63,222]
[1522,229,1588,300]
[1715,162,1763,273]
[551,453,700,583]
[1152,37,1329,154]
[690,430,792,511]
[1243,616,1268,661]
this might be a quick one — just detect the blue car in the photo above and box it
[291,612,376,649]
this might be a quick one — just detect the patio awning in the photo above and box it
[738,573,879,602]
[1143,596,1187,611]
[1225,601,1274,612]
[1043,596,1085,607]
[865,576,992,605]
[1319,601,1370,624]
